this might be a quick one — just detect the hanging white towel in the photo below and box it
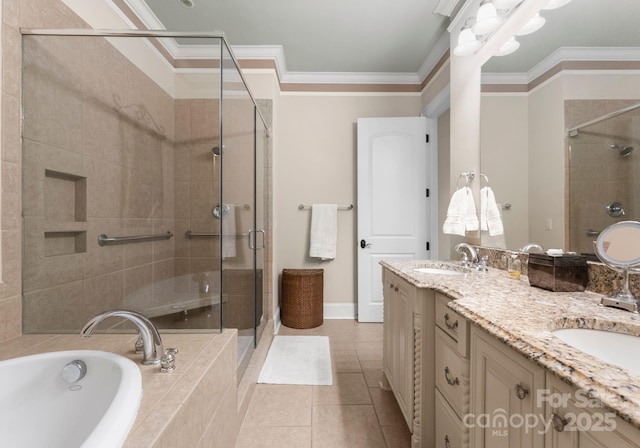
[221,204,236,260]
[310,204,338,260]
[480,187,504,236]
[442,188,467,236]
[464,187,479,232]
[442,187,478,236]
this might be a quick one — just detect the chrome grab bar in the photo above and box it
[298,203,353,210]
[185,230,249,238]
[98,230,173,246]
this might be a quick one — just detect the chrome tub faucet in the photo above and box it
[81,309,177,372]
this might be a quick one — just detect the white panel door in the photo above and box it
[357,117,431,322]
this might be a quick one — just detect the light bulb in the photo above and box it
[516,13,545,35]
[454,25,482,56]
[543,0,573,10]
[472,1,502,35]
[494,36,520,57]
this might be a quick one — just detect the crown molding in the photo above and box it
[483,47,640,86]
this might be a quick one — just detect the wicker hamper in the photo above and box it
[281,269,324,329]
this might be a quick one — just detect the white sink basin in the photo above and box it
[413,267,462,276]
[552,328,640,375]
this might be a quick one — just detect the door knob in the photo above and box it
[360,239,372,249]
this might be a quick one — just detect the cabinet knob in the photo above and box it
[515,383,529,400]
[394,287,399,292]
[550,413,567,432]
[444,435,451,448]
[444,313,459,331]
[389,283,394,288]
[444,366,460,386]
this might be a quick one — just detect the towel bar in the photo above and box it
[298,204,353,210]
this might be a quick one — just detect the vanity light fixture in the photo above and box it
[454,18,483,56]
[494,36,520,56]
[472,0,502,35]
[542,0,573,10]
[516,12,545,35]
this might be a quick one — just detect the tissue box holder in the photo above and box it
[528,254,588,292]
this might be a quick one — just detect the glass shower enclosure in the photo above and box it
[568,102,640,256]
[20,30,269,377]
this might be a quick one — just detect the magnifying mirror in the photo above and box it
[594,220,640,313]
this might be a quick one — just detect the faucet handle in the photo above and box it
[160,348,178,373]
[134,334,144,354]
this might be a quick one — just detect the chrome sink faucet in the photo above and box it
[81,309,176,371]
[455,243,478,267]
[520,243,544,254]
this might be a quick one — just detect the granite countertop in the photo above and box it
[381,259,640,430]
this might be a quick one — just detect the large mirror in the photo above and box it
[478,0,640,254]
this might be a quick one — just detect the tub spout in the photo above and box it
[81,309,164,365]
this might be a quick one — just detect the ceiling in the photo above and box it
[128,0,453,74]
[118,0,640,80]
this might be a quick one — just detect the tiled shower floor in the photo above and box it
[235,320,411,448]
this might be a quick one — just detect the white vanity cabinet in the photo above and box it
[434,293,470,448]
[470,325,546,448]
[382,268,435,448]
[382,268,414,427]
[544,373,640,448]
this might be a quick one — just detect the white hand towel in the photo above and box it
[464,187,479,232]
[221,204,236,260]
[310,204,338,260]
[480,187,504,236]
[442,188,467,236]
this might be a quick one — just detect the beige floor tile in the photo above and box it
[235,427,311,448]
[369,387,409,427]
[352,323,384,341]
[355,340,383,361]
[381,422,412,448]
[363,368,384,388]
[360,359,383,371]
[332,350,361,373]
[313,373,371,405]
[329,339,356,351]
[243,384,312,427]
[312,405,387,448]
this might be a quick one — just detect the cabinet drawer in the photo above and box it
[436,327,469,418]
[435,389,466,448]
[435,293,468,357]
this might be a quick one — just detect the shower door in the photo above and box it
[219,42,265,374]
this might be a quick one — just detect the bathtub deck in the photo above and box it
[0,330,238,447]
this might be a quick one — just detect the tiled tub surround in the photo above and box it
[381,259,640,429]
[0,330,238,448]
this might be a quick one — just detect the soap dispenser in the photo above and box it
[508,254,521,280]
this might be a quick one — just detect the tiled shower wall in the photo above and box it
[565,99,640,254]
[0,0,274,341]
[21,34,177,332]
[0,0,92,342]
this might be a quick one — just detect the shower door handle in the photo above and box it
[248,229,265,250]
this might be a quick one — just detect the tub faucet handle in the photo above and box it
[160,348,178,373]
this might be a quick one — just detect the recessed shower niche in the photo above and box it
[43,169,87,256]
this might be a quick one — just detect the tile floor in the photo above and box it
[235,320,412,448]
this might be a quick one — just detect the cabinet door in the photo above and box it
[382,271,413,428]
[545,373,640,448]
[470,327,545,448]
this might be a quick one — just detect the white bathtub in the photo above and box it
[0,350,142,448]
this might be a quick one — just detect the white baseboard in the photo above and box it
[323,303,357,320]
